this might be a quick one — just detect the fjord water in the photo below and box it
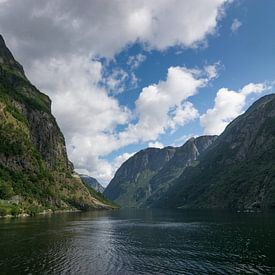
[0,210,275,274]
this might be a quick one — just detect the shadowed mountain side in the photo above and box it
[152,94,275,209]
[104,136,217,207]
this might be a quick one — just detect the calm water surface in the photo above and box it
[0,209,275,274]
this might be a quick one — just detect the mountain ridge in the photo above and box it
[0,34,115,216]
[104,135,217,207]
[152,93,275,209]
[104,94,275,209]
[80,174,105,193]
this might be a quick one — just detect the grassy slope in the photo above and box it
[0,40,116,216]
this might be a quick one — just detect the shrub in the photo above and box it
[0,180,14,199]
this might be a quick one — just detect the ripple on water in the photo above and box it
[0,210,275,274]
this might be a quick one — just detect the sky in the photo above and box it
[0,0,274,185]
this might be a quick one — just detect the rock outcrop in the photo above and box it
[104,136,217,207]
[0,34,114,215]
[80,174,105,193]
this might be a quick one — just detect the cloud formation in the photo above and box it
[148,141,164,149]
[231,18,242,33]
[0,0,229,183]
[118,66,210,145]
[200,83,267,135]
[0,0,228,62]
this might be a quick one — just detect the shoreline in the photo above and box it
[0,208,113,219]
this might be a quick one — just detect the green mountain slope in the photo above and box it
[153,94,275,209]
[0,34,114,216]
[104,136,216,207]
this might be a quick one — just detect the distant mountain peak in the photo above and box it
[80,174,105,193]
[103,135,217,207]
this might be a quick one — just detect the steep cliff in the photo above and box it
[143,135,217,207]
[0,35,113,215]
[153,94,275,209]
[80,174,105,193]
[104,147,176,207]
[104,136,216,207]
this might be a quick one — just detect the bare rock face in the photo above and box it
[0,34,113,212]
[104,147,176,207]
[26,108,71,170]
[144,135,217,207]
[103,136,217,207]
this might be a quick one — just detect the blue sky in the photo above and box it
[0,0,274,184]
[103,0,275,165]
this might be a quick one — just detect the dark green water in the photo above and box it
[0,209,275,274]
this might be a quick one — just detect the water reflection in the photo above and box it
[0,209,275,274]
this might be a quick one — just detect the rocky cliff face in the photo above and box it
[0,34,113,215]
[143,135,217,207]
[153,94,275,209]
[104,147,176,207]
[80,174,105,193]
[104,136,216,207]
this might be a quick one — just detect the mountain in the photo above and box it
[103,136,217,207]
[0,34,114,216]
[80,174,105,193]
[143,135,217,207]
[104,147,176,207]
[152,94,275,209]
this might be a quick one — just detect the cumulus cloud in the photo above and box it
[72,65,209,183]
[168,102,199,130]
[127,54,146,69]
[0,0,229,63]
[204,63,220,79]
[76,152,135,186]
[231,18,242,33]
[200,83,267,135]
[29,60,209,183]
[102,67,129,94]
[119,66,208,144]
[0,0,229,182]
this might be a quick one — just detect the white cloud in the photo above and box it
[29,55,130,144]
[30,61,215,183]
[0,0,230,182]
[119,66,208,144]
[231,18,242,33]
[240,82,265,95]
[200,83,267,135]
[77,152,135,186]
[148,141,164,148]
[169,102,199,130]
[127,54,146,69]
[204,63,220,79]
[103,67,129,94]
[0,0,229,64]
[28,61,210,183]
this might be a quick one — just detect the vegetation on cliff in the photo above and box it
[0,34,115,216]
